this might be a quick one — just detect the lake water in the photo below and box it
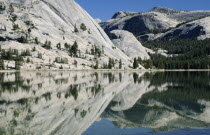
[0,71,210,135]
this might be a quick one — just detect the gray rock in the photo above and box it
[95,18,102,23]
[100,7,210,37]
[0,0,132,69]
[137,34,155,42]
[156,17,210,40]
[149,6,184,15]
[109,30,150,60]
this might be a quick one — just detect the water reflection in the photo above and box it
[0,71,210,135]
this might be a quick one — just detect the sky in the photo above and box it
[76,0,210,21]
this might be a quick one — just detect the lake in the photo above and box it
[0,71,210,135]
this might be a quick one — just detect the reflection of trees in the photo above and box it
[102,72,116,83]
[65,85,79,100]
[0,72,25,94]
[0,71,129,135]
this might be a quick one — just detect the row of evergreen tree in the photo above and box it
[141,39,210,69]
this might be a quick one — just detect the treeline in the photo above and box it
[141,39,210,69]
[143,39,210,55]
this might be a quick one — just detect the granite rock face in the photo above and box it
[155,17,210,40]
[0,0,132,69]
[137,34,156,42]
[109,30,151,60]
[100,7,210,38]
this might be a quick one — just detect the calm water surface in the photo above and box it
[0,71,210,135]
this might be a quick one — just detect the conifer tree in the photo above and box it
[0,59,4,70]
[133,58,138,69]
[119,59,122,69]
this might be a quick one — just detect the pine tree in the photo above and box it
[74,24,79,33]
[15,57,22,70]
[0,59,4,70]
[133,58,138,69]
[70,41,78,57]
[108,58,113,69]
[43,40,51,49]
[95,60,99,69]
[119,59,122,69]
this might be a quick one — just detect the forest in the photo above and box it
[141,38,210,69]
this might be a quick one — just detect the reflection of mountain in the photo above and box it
[110,72,151,111]
[102,72,210,133]
[0,71,146,135]
[1,71,210,134]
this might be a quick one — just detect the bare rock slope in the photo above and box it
[109,30,151,60]
[0,0,132,70]
[100,7,210,38]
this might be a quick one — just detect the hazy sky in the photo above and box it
[76,0,210,21]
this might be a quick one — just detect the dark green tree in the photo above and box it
[108,58,114,69]
[80,23,87,31]
[56,43,61,50]
[74,24,79,33]
[133,58,138,69]
[119,59,122,69]
[43,40,52,49]
[94,60,99,69]
[70,41,78,57]
[0,59,4,70]
[34,37,39,44]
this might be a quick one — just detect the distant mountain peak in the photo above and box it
[111,11,138,19]
[149,6,184,14]
[111,11,127,19]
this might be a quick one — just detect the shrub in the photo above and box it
[64,43,70,50]
[42,40,52,49]
[12,23,19,30]
[80,23,87,31]
[56,43,61,50]
[74,24,78,33]
[26,58,30,63]
[34,37,39,44]
[38,52,42,59]
[17,35,28,43]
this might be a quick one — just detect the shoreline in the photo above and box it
[1,69,210,73]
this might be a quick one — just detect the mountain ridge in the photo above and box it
[100,7,210,39]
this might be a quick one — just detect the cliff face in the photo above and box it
[0,0,132,70]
